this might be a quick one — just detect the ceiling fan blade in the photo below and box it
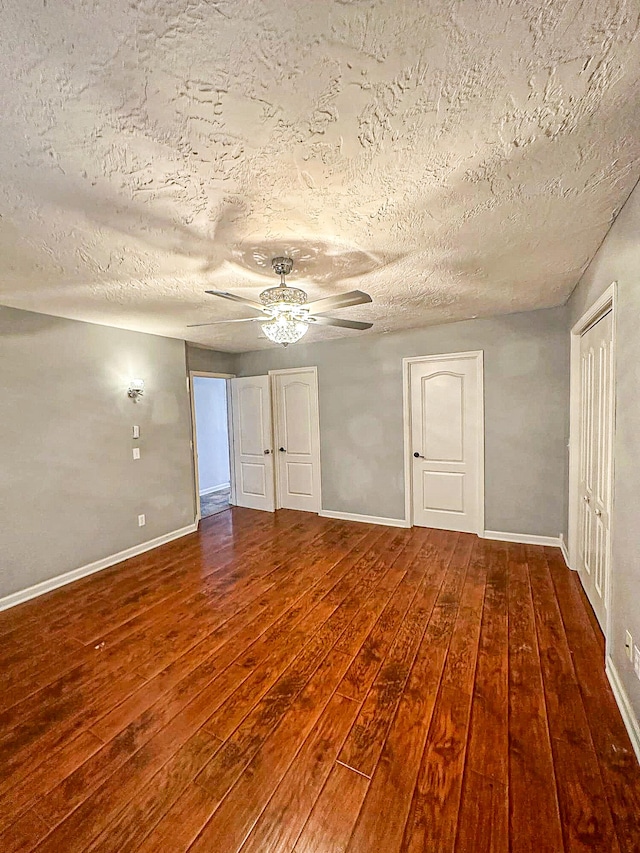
[187,317,264,327]
[308,316,373,330]
[205,290,265,312]
[305,290,372,314]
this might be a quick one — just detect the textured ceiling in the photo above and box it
[1,0,639,352]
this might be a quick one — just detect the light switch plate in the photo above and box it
[138,514,145,527]
[132,425,140,439]
[132,447,141,460]
[625,630,633,660]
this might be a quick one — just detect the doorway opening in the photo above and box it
[191,373,234,520]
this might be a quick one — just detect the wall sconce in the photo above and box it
[128,378,145,401]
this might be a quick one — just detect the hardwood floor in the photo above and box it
[1,509,639,852]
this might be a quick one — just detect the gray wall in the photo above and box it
[568,179,640,724]
[236,306,569,537]
[193,377,230,493]
[186,343,237,375]
[0,306,196,599]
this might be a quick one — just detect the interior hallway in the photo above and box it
[200,487,231,519]
[1,510,639,852]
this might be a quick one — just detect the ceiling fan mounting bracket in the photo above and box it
[271,257,294,277]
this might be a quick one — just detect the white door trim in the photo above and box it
[402,351,484,534]
[189,370,235,524]
[269,366,322,512]
[568,281,617,643]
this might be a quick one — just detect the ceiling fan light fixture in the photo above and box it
[197,255,372,344]
[261,313,309,346]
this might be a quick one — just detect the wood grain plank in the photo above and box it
[293,763,370,853]
[2,511,317,724]
[337,536,453,777]
[201,528,399,744]
[35,663,248,829]
[335,567,425,705]
[90,524,375,743]
[454,770,508,853]
[238,695,360,853]
[189,662,357,853]
[83,731,221,853]
[459,539,508,783]
[526,545,619,853]
[132,782,216,853]
[0,809,49,853]
[401,539,487,852]
[401,685,473,853]
[195,553,384,801]
[0,730,103,834]
[0,666,145,797]
[546,547,640,852]
[507,542,564,853]
[345,534,473,852]
[455,540,509,852]
[31,690,231,853]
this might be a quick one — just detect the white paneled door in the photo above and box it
[230,376,275,512]
[408,353,483,533]
[271,368,321,513]
[578,310,613,630]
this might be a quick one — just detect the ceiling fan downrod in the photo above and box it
[271,256,294,284]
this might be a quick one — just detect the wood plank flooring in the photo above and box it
[1,509,639,852]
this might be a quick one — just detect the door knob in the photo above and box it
[413,452,425,459]
[279,447,286,452]
[263,449,271,455]
[583,495,590,503]
[595,508,602,517]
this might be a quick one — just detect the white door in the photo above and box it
[271,368,321,513]
[408,353,483,533]
[578,310,613,630]
[230,376,275,512]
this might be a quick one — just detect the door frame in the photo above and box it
[402,351,485,534]
[188,370,235,525]
[567,281,617,640]
[268,366,322,512]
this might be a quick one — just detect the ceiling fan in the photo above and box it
[188,257,373,346]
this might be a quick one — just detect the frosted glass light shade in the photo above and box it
[261,315,309,345]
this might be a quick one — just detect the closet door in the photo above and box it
[271,368,321,513]
[230,376,275,512]
[578,310,613,630]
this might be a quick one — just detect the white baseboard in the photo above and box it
[482,530,562,548]
[199,483,230,497]
[319,510,410,529]
[559,533,572,569]
[606,656,640,766]
[0,523,198,613]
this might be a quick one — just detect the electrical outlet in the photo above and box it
[138,514,146,527]
[625,630,634,660]
[132,447,141,460]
